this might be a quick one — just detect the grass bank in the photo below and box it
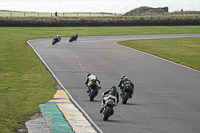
[118,37,200,71]
[0,26,200,132]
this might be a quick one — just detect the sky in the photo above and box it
[1,0,199,14]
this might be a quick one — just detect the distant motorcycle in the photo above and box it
[52,35,61,45]
[120,83,133,104]
[69,33,78,42]
[102,96,116,121]
[87,79,99,101]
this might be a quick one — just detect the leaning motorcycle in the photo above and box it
[52,37,58,45]
[102,97,116,121]
[69,33,78,42]
[87,79,99,101]
[52,36,61,45]
[121,83,133,104]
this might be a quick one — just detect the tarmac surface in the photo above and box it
[25,118,50,133]
[27,34,200,133]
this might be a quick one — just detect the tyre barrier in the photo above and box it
[1,20,200,27]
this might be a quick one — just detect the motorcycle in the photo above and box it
[87,79,99,101]
[120,83,133,104]
[52,35,61,45]
[69,33,78,42]
[102,96,116,121]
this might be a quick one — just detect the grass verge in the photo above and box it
[0,26,200,132]
[118,37,200,71]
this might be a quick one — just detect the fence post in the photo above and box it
[38,13,39,17]
[24,12,25,17]
[77,13,78,17]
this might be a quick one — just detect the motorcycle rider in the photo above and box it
[118,75,134,98]
[100,86,119,113]
[85,73,101,93]
[71,33,78,41]
[54,35,61,42]
[73,33,78,41]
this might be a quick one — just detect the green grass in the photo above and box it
[118,37,200,71]
[0,26,200,132]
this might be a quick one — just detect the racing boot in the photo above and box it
[86,87,90,93]
[100,106,104,113]
[129,91,134,98]
[120,91,124,97]
[97,86,101,91]
[111,106,116,115]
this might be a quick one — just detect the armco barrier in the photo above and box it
[0,20,200,27]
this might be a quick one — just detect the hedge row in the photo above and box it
[0,20,200,27]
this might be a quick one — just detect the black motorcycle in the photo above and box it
[69,33,78,42]
[52,35,61,45]
[121,83,133,104]
[87,79,99,101]
[102,97,116,121]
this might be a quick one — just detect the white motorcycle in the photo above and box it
[102,96,117,121]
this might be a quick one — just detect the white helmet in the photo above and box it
[121,75,126,80]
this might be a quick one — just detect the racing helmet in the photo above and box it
[121,75,126,80]
[86,73,91,77]
[124,77,129,81]
[57,35,61,39]
[111,86,117,90]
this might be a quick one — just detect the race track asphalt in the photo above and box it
[28,34,200,133]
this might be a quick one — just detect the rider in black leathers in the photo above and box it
[100,86,119,113]
[118,75,134,98]
[54,35,61,42]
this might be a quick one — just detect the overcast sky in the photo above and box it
[1,0,199,13]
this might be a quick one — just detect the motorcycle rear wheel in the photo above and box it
[122,92,129,104]
[69,38,74,42]
[52,40,57,45]
[90,89,95,101]
[103,106,111,121]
